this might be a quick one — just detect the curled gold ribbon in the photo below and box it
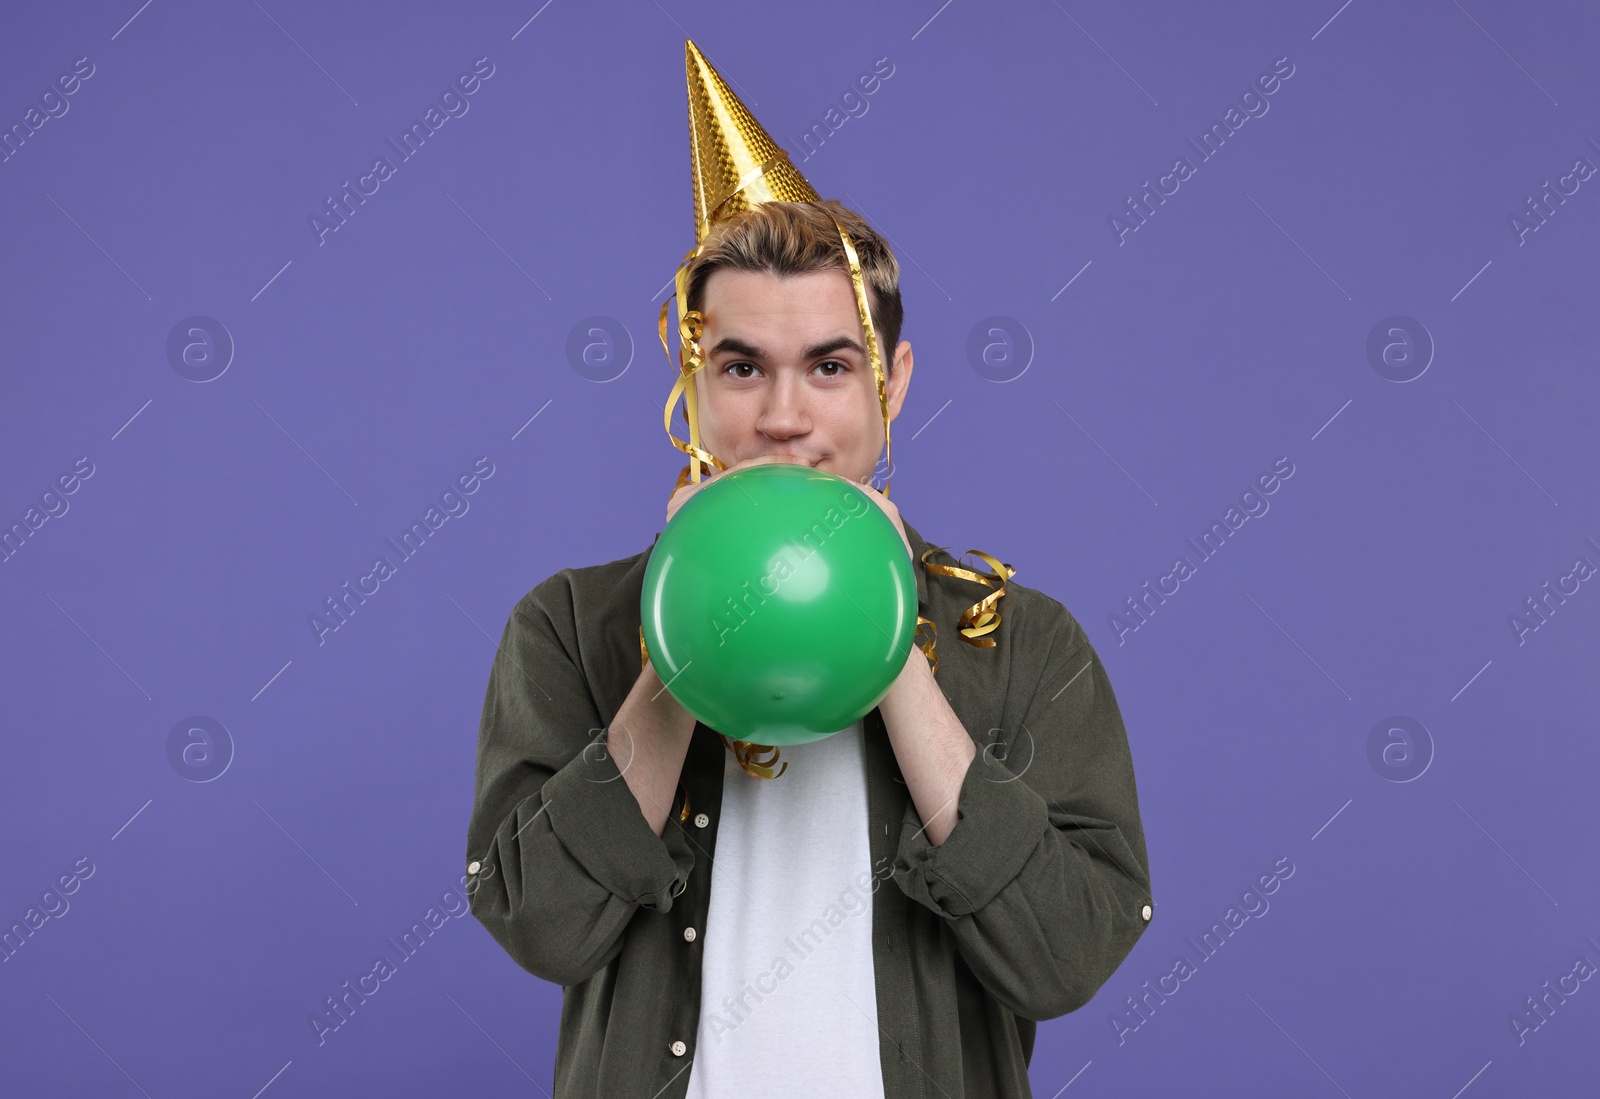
[723,738,788,779]
[921,547,1017,649]
[828,217,893,500]
[914,613,939,678]
[658,244,727,486]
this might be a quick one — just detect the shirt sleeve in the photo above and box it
[465,581,697,987]
[889,602,1153,1020]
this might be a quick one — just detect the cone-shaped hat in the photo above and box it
[686,39,819,243]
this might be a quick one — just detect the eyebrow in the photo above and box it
[708,335,867,361]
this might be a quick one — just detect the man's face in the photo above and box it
[692,267,913,486]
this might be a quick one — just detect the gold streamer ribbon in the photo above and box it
[920,547,1017,648]
[828,217,893,500]
[658,244,727,486]
[913,612,939,678]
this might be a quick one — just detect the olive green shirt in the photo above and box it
[465,517,1153,1098]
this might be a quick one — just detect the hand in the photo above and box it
[664,454,811,525]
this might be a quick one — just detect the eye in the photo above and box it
[815,360,849,377]
[724,361,760,379]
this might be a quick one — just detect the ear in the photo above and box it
[886,340,913,421]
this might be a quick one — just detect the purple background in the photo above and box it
[3,0,1598,1095]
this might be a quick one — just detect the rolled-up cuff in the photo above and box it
[542,739,694,911]
[892,747,1051,917]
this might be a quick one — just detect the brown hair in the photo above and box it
[684,199,904,367]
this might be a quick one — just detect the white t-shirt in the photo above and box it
[682,719,886,1099]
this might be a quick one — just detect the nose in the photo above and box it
[755,372,811,442]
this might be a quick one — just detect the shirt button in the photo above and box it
[670,1040,687,1056]
[1141,904,1152,921]
[467,861,481,875]
[694,812,710,828]
[683,926,696,942]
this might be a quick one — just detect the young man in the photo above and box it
[464,42,1152,1099]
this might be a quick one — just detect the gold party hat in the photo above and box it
[685,40,820,243]
[659,40,892,496]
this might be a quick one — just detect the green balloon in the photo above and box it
[641,463,917,745]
